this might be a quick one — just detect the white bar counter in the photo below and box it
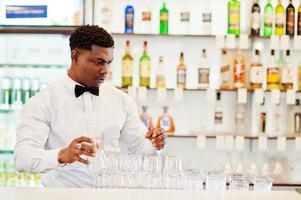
[1,188,301,200]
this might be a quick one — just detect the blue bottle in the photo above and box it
[125,4,134,33]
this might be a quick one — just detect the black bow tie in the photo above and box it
[74,84,99,98]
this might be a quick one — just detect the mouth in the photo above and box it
[96,77,105,84]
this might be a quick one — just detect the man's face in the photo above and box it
[71,45,113,87]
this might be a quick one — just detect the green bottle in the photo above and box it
[160,0,168,35]
[139,41,151,87]
[264,0,274,37]
[228,0,240,35]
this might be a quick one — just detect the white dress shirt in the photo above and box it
[13,75,155,187]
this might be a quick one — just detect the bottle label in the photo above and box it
[234,63,245,79]
[250,66,263,84]
[265,12,273,28]
[142,11,151,21]
[202,12,212,23]
[198,68,209,84]
[177,68,186,85]
[221,64,231,85]
[156,75,165,88]
[276,13,285,28]
[160,12,168,22]
[215,112,223,124]
[281,67,294,84]
[251,11,261,30]
[125,12,134,29]
[180,11,190,22]
[122,60,133,77]
[287,8,295,34]
[267,68,280,84]
[260,112,266,133]
[140,61,150,78]
[229,7,240,30]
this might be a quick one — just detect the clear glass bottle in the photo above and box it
[250,49,263,89]
[140,105,154,130]
[281,50,294,90]
[235,103,246,135]
[179,1,190,34]
[156,56,166,88]
[257,98,267,134]
[197,49,210,89]
[141,0,152,33]
[273,99,285,136]
[201,2,212,35]
[122,40,134,88]
[214,92,223,132]
[233,49,246,89]
[294,100,301,133]
[177,52,187,89]
[157,106,175,135]
[139,41,151,88]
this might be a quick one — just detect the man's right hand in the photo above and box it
[58,136,99,165]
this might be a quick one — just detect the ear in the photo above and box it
[71,49,79,63]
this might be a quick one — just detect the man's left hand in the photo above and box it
[145,128,166,150]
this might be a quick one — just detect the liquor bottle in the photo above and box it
[0,77,11,110]
[30,78,40,97]
[250,49,263,89]
[179,3,190,34]
[156,56,166,88]
[220,49,233,90]
[214,92,223,132]
[21,78,31,104]
[141,0,152,33]
[228,0,240,35]
[264,0,274,37]
[235,103,246,134]
[281,50,294,90]
[98,0,113,31]
[233,49,246,89]
[11,78,22,110]
[275,0,285,36]
[125,2,134,34]
[122,40,134,88]
[273,99,285,136]
[286,0,295,36]
[160,0,169,35]
[140,105,154,130]
[139,41,151,87]
[257,98,266,134]
[251,0,261,36]
[294,99,301,133]
[201,2,212,35]
[298,62,301,91]
[298,0,301,35]
[267,49,280,90]
[197,49,210,89]
[176,52,187,89]
[157,106,175,135]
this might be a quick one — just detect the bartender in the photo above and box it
[13,25,166,187]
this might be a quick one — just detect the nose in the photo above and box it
[99,64,109,74]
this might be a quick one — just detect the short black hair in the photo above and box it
[69,25,114,50]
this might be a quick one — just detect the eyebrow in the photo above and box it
[94,58,113,63]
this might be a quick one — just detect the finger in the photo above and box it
[80,150,96,158]
[151,132,166,140]
[152,128,165,137]
[153,141,165,150]
[145,130,153,139]
[76,157,91,165]
[73,136,93,144]
[80,142,98,153]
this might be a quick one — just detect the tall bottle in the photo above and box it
[235,103,246,134]
[214,92,223,132]
[298,61,301,90]
[286,0,295,36]
[251,0,261,36]
[201,2,212,35]
[281,50,294,90]
[125,2,134,34]
[250,49,263,89]
[11,78,22,110]
[298,0,301,35]
[233,49,246,89]
[21,78,31,104]
[140,105,154,130]
[220,49,233,90]
[139,41,151,88]
[179,2,190,34]
[275,0,285,36]
[160,0,169,35]
[264,0,274,37]
[0,77,11,110]
[267,50,280,90]
[228,0,241,35]
[257,98,267,134]
[156,56,166,88]
[273,99,285,136]
[30,78,40,97]
[177,52,187,89]
[157,106,175,135]
[122,40,133,88]
[141,0,152,33]
[197,49,210,89]
[294,100,301,133]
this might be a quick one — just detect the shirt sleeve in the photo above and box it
[120,96,156,155]
[13,91,60,173]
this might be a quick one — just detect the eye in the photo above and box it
[95,60,106,66]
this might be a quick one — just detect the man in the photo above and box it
[13,25,166,187]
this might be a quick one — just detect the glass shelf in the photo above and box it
[168,134,300,140]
